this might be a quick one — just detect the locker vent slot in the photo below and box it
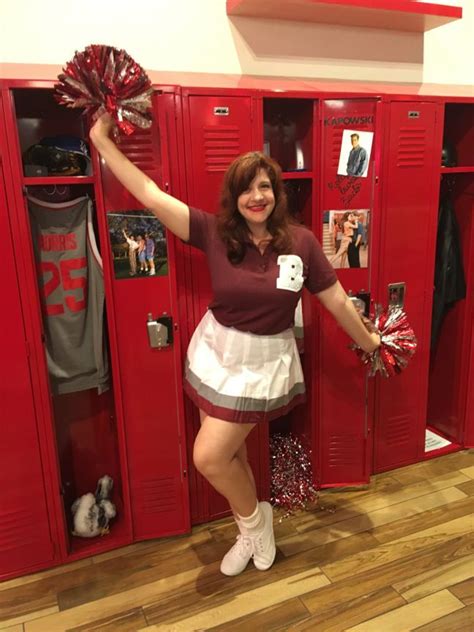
[386,415,411,447]
[119,128,158,174]
[203,126,241,172]
[136,477,177,514]
[397,128,427,168]
[330,129,344,169]
[328,434,360,466]
[0,508,42,552]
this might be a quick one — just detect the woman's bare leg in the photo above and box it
[194,412,257,517]
[194,411,276,575]
[230,440,257,517]
[198,410,257,515]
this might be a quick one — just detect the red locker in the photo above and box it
[0,93,56,580]
[97,91,190,539]
[426,104,474,450]
[0,81,193,579]
[317,98,380,486]
[375,101,444,471]
[2,84,134,568]
[375,100,474,469]
[262,95,317,490]
[179,93,266,523]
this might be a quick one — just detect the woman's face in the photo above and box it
[237,169,275,229]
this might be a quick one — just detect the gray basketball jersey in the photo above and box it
[28,195,109,394]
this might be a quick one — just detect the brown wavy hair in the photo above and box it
[217,151,293,264]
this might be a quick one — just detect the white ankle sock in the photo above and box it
[237,502,264,535]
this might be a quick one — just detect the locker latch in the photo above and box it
[388,283,406,308]
[146,313,173,349]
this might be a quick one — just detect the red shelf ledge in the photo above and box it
[282,171,314,180]
[440,166,474,174]
[227,0,462,32]
[23,176,95,186]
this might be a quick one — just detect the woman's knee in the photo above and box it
[193,443,227,479]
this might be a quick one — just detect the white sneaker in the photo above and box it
[220,534,253,576]
[251,501,276,571]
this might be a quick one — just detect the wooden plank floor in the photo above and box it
[1,450,473,632]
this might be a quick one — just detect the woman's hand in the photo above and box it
[363,332,381,354]
[89,113,116,148]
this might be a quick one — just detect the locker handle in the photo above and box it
[146,313,173,349]
[388,283,406,308]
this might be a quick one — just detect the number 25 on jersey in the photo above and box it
[40,257,88,316]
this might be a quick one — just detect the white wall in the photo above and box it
[0,0,472,86]
[423,0,473,84]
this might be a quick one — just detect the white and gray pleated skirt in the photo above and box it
[183,310,305,424]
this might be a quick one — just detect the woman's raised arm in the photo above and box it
[90,114,190,241]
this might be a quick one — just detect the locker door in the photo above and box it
[97,92,190,540]
[0,112,55,578]
[185,94,255,319]
[464,319,474,448]
[182,94,260,522]
[375,101,441,471]
[317,99,379,486]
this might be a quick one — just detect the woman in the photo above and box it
[90,114,380,577]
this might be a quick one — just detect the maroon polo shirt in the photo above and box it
[187,207,337,335]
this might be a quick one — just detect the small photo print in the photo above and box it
[107,210,168,280]
[322,209,370,269]
[337,130,374,178]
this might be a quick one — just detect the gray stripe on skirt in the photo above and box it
[185,359,306,413]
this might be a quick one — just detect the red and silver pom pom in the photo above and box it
[352,306,417,378]
[55,45,153,135]
[270,433,319,517]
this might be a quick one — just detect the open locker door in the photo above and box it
[465,323,474,447]
[96,91,190,540]
[315,98,380,487]
[0,94,56,579]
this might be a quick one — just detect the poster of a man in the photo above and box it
[107,210,168,280]
[322,209,370,269]
[337,130,374,178]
